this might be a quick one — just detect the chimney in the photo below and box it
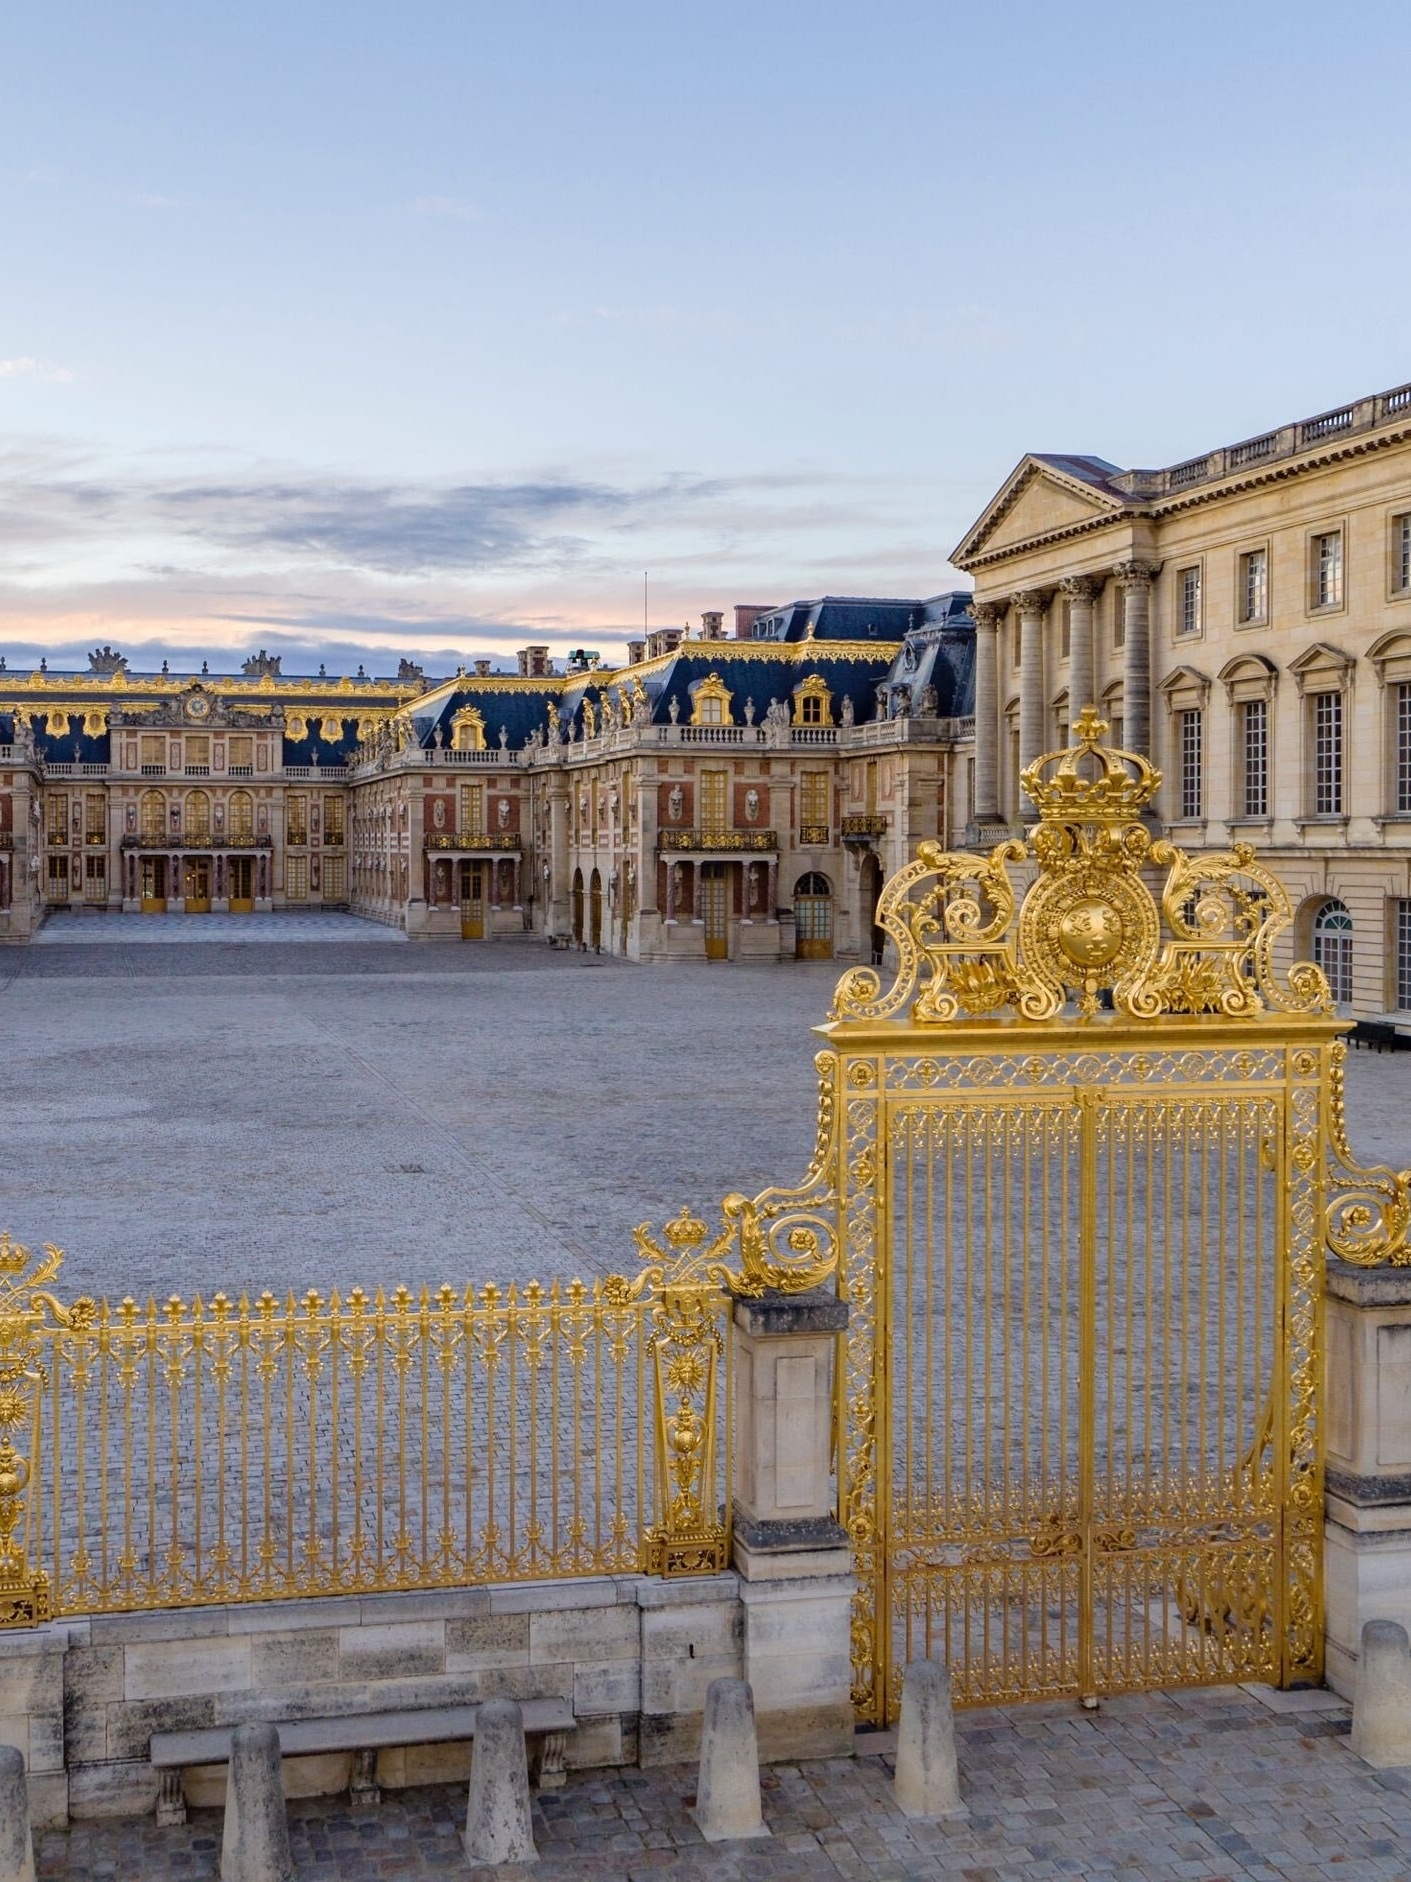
[517,645,551,677]
[734,604,773,640]
[700,611,725,640]
[626,639,647,666]
[473,659,492,677]
[647,627,684,661]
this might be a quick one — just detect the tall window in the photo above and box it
[184,791,211,843]
[140,790,165,842]
[1241,699,1269,818]
[228,790,254,840]
[229,736,253,775]
[697,692,724,725]
[1313,899,1353,1005]
[285,855,308,901]
[140,734,165,774]
[1313,530,1344,609]
[286,793,308,846]
[797,693,824,725]
[45,793,68,845]
[460,782,484,836]
[184,735,210,773]
[1398,684,1411,814]
[85,793,105,843]
[1397,514,1411,594]
[701,770,728,834]
[1398,902,1411,1011]
[799,771,829,836]
[1178,709,1203,818]
[1177,566,1202,636]
[1239,548,1268,624]
[1313,691,1343,814]
[324,795,344,845]
[322,854,346,901]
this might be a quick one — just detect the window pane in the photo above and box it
[1242,699,1268,818]
[1178,567,1202,636]
[1399,902,1411,1012]
[1241,549,1267,622]
[1179,708,1203,818]
[1314,692,1343,814]
[1316,531,1344,608]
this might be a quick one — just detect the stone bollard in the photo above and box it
[220,1722,295,1882]
[694,1677,770,1843]
[463,1699,537,1866]
[1351,1619,1411,1768]
[0,1745,36,1882]
[893,1659,967,1819]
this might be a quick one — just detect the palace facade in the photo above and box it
[0,598,976,963]
[952,377,1411,1020]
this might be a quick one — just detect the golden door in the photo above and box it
[702,864,728,961]
[183,857,211,913]
[140,856,167,913]
[228,856,254,913]
[460,860,485,939]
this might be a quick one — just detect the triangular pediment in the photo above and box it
[953,456,1132,566]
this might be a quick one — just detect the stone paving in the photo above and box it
[33,910,409,944]
[2,934,1409,1307]
[37,1683,1411,1881]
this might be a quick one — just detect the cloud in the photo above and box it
[128,191,188,210]
[0,357,74,384]
[409,195,483,222]
[0,441,965,667]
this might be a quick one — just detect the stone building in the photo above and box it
[0,595,976,962]
[952,378,1411,1019]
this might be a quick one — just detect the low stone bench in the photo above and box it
[149,1698,576,1824]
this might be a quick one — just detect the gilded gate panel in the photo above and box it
[818,709,1411,1720]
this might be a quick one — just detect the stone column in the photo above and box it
[1115,560,1158,759]
[1013,590,1046,820]
[730,1289,854,1759]
[692,863,703,924]
[969,601,1004,834]
[1060,575,1099,727]
[1323,1259,1411,1698]
[547,782,570,939]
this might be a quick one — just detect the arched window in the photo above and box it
[228,790,254,841]
[140,790,166,843]
[184,790,211,844]
[1313,899,1354,1005]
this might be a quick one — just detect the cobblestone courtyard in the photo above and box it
[39,1684,1411,1881]
[5,927,1411,1304]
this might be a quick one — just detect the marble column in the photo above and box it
[1059,575,1099,727]
[1116,561,1158,759]
[1013,590,1046,820]
[970,601,1004,830]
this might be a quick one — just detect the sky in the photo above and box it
[2,0,1410,676]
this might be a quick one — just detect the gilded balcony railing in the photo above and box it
[657,829,777,852]
[0,1240,734,1620]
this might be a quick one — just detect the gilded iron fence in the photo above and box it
[0,1256,734,1624]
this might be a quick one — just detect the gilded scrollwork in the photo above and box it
[0,1234,95,1626]
[831,708,1330,1025]
[1325,1037,1411,1265]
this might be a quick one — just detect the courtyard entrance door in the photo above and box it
[183,858,211,913]
[702,863,728,961]
[228,856,254,913]
[140,856,167,913]
[460,861,485,939]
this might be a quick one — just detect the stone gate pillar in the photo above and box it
[730,1289,855,1758]
[1325,1258,1411,1697]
